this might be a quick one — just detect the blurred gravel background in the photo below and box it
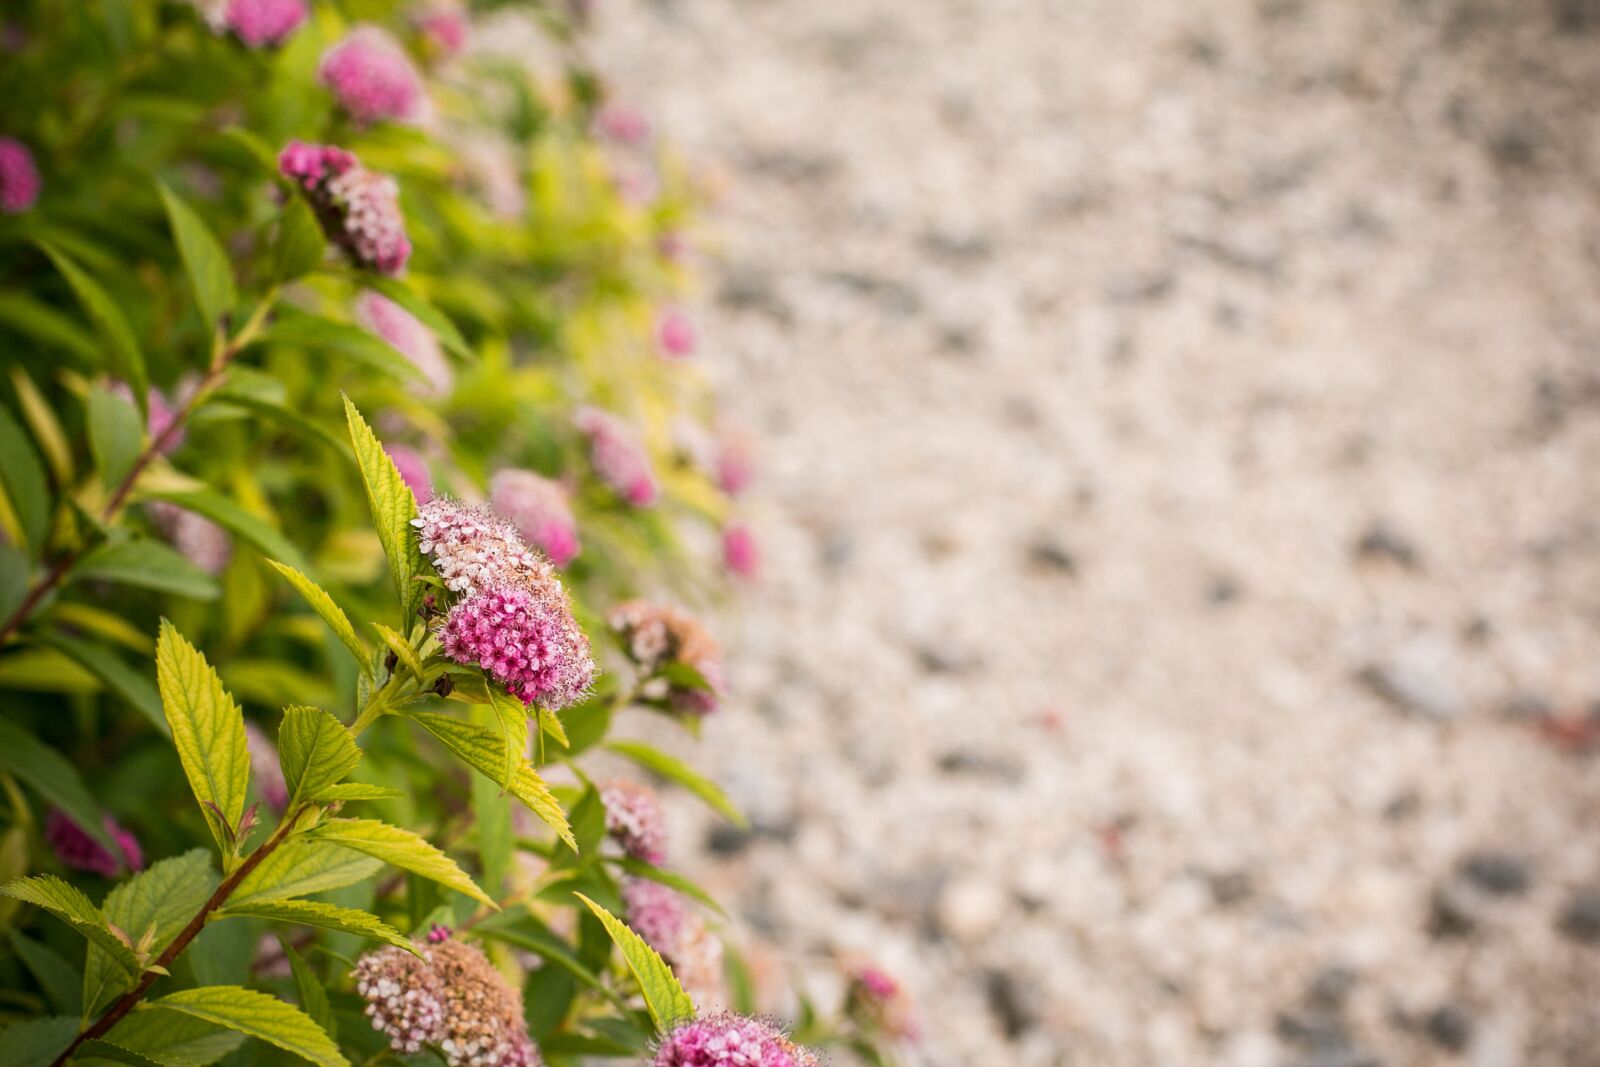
[583,1,1600,1063]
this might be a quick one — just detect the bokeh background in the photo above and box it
[578,1,1600,1064]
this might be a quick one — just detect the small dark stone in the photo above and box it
[1429,885,1478,939]
[1283,1053,1382,1067]
[935,750,1022,779]
[984,969,1037,1039]
[1307,965,1358,1011]
[820,271,922,316]
[1276,1009,1349,1050]
[915,645,982,676]
[1105,270,1175,304]
[1426,1004,1473,1052]
[717,263,791,323]
[1558,887,1600,943]
[705,824,753,856]
[1459,852,1531,896]
[1208,573,1244,605]
[1354,522,1420,569]
[1489,126,1537,170]
[1027,538,1077,576]
[937,324,977,355]
[1383,790,1421,821]
[921,228,993,265]
[1209,869,1254,908]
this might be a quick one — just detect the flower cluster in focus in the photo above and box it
[653,1013,818,1067]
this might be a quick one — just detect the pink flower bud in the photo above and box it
[722,522,759,578]
[44,810,143,878]
[357,293,452,395]
[574,407,658,507]
[714,426,755,497]
[594,103,651,146]
[656,308,696,359]
[319,28,426,125]
[244,721,289,809]
[0,137,39,214]
[146,501,232,576]
[415,5,470,57]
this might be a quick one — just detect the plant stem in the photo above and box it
[0,289,279,648]
[47,805,306,1067]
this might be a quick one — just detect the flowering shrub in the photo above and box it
[0,2,894,1066]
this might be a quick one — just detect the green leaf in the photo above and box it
[473,913,620,1005]
[84,849,216,1014]
[0,719,116,851]
[308,818,493,907]
[0,876,140,980]
[574,893,695,1034]
[156,180,237,332]
[408,712,573,850]
[75,540,220,601]
[8,931,83,1016]
[0,401,49,554]
[40,632,166,735]
[156,621,249,855]
[9,366,72,487]
[88,384,143,492]
[0,291,99,364]
[143,986,348,1067]
[471,761,511,898]
[0,1015,77,1067]
[276,706,361,808]
[281,939,337,1041]
[342,397,419,621]
[365,277,470,360]
[266,309,423,384]
[37,241,146,400]
[537,704,569,750]
[271,196,328,283]
[311,783,405,803]
[102,1010,244,1066]
[486,684,528,790]
[72,1039,168,1067]
[605,741,747,828]
[228,840,382,908]
[370,623,424,683]
[266,561,369,676]
[140,489,306,571]
[217,899,418,955]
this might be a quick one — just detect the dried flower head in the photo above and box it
[224,0,306,46]
[44,810,143,878]
[146,501,232,576]
[244,720,289,809]
[358,292,453,395]
[0,137,40,214]
[654,1013,818,1067]
[574,407,658,507]
[386,444,434,504]
[608,600,724,715]
[279,140,411,274]
[656,308,696,358]
[601,778,667,864]
[490,470,580,568]
[319,27,425,125]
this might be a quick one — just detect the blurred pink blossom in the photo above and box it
[319,28,425,126]
[656,308,696,358]
[722,521,759,578]
[386,444,433,503]
[0,137,40,214]
[356,292,452,394]
[490,469,580,567]
[44,810,143,877]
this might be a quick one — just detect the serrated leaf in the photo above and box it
[37,241,145,400]
[156,621,249,855]
[0,876,140,979]
[486,685,528,789]
[266,561,369,676]
[217,899,418,955]
[84,849,216,1015]
[41,632,166,735]
[407,712,573,850]
[0,1015,78,1067]
[101,1009,244,1066]
[605,741,747,828]
[0,401,49,553]
[309,818,493,907]
[276,706,361,808]
[311,783,404,803]
[537,704,569,749]
[8,931,83,1015]
[156,180,237,332]
[144,986,348,1067]
[370,623,424,684]
[141,490,305,572]
[76,540,220,601]
[72,1040,166,1067]
[281,939,336,1041]
[0,719,115,851]
[574,893,695,1033]
[342,398,419,621]
[271,196,327,282]
[227,840,382,908]
[365,277,469,360]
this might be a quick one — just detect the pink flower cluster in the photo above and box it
[654,1014,818,1067]
[415,499,594,708]
[358,292,454,396]
[601,778,667,864]
[0,137,39,214]
[355,938,541,1066]
[721,522,759,579]
[574,407,657,507]
[415,5,470,57]
[319,28,426,125]
[621,878,723,1004]
[714,426,755,497]
[656,308,696,358]
[279,141,411,275]
[146,501,232,577]
[490,470,580,568]
[594,103,651,146]
[44,810,143,878]
[386,445,434,504]
[608,600,725,716]
[224,0,306,46]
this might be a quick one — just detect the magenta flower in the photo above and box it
[622,877,686,958]
[279,141,411,275]
[601,778,667,864]
[225,0,306,46]
[415,5,470,57]
[319,28,425,125]
[146,501,232,576]
[594,103,651,146]
[654,1014,818,1067]
[244,720,289,810]
[574,407,657,507]
[0,137,39,214]
[656,308,696,359]
[386,444,433,504]
[608,600,724,716]
[356,292,452,395]
[44,810,143,878]
[722,522,759,578]
[490,470,580,568]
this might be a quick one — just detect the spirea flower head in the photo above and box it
[623,877,686,958]
[224,0,307,46]
[0,137,40,214]
[656,308,696,359]
[601,778,667,864]
[354,944,447,1055]
[319,27,426,125]
[44,810,143,878]
[358,292,452,394]
[608,601,724,716]
[595,103,651,146]
[574,407,658,507]
[490,470,580,568]
[845,960,919,1042]
[673,916,725,1009]
[279,141,411,274]
[414,499,549,598]
[146,501,232,576]
[722,522,759,579]
[415,3,470,57]
[654,1013,819,1067]
[244,721,289,809]
[386,444,434,504]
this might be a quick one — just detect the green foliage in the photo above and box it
[155,622,250,858]
[575,894,695,1034]
[143,987,347,1067]
[275,707,361,808]
[307,819,491,908]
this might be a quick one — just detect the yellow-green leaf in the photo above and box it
[574,893,695,1033]
[156,622,250,856]
[486,685,529,789]
[407,712,573,851]
[370,623,424,683]
[308,818,493,907]
[265,561,370,676]
[311,783,404,803]
[143,986,348,1067]
[84,850,216,1014]
[342,398,420,622]
[37,241,146,400]
[276,706,360,808]
[228,840,383,908]
[216,899,418,956]
[156,179,237,333]
[0,876,140,980]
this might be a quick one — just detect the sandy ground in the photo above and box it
[586,2,1600,1064]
